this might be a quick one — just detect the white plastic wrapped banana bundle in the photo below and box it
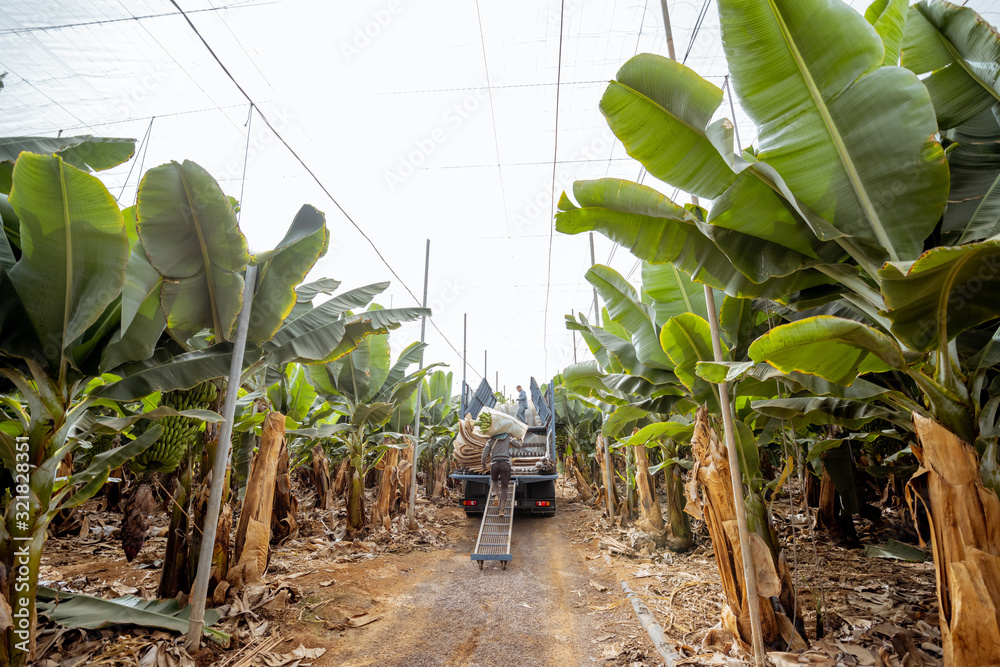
[472,406,528,440]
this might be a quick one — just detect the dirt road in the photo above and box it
[300,503,619,667]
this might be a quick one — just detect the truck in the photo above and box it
[451,376,558,518]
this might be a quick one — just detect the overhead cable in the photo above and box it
[165,0,480,379]
[542,0,567,375]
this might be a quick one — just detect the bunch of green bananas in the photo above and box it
[474,411,492,432]
[90,432,118,456]
[131,382,218,474]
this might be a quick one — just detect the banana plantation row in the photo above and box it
[1,0,999,665]
[553,1,1000,665]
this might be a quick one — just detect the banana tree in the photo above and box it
[556,0,1000,660]
[305,331,439,532]
[0,151,166,666]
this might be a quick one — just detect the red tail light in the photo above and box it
[462,500,478,506]
[535,501,551,507]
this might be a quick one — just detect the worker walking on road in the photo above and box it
[481,433,524,516]
[516,385,528,423]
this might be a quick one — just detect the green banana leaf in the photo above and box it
[598,53,849,259]
[295,277,341,303]
[100,242,167,371]
[0,208,15,271]
[751,396,890,429]
[93,343,259,401]
[136,160,249,342]
[901,0,1000,130]
[719,0,948,262]
[100,282,165,372]
[660,313,725,409]
[54,425,162,510]
[556,178,833,298]
[865,0,909,66]
[587,264,672,370]
[748,316,905,386]
[0,266,41,361]
[36,585,228,644]
[248,204,328,344]
[641,262,714,326]
[599,53,735,199]
[948,109,1000,243]
[618,420,694,446]
[428,370,453,424]
[266,363,318,424]
[863,539,927,562]
[7,153,129,371]
[566,313,612,369]
[381,341,428,396]
[602,404,648,438]
[880,239,1000,351]
[719,296,758,359]
[0,136,135,195]
[351,402,393,428]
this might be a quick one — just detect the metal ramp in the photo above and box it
[471,479,517,569]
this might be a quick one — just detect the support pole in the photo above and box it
[622,581,685,665]
[186,264,257,650]
[703,284,766,665]
[571,309,578,363]
[407,240,431,528]
[589,233,600,324]
[659,0,676,61]
[484,350,488,381]
[601,435,615,521]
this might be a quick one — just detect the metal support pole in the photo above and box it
[186,264,257,650]
[659,0,676,60]
[589,233,600,324]
[407,240,431,528]
[484,350,488,382]
[571,309,578,363]
[460,314,467,419]
[602,435,615,521]
[704,285,766,665]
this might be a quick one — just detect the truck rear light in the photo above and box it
[462,500,478,506]
[535,501,551,507]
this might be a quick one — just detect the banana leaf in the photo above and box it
[7,154,129,371]
[248,204,329,344]
[136,160,249,342]
[720,0,948,262]
[36,586,228,645]
[901,0,1000,130]
[748,316,906,386]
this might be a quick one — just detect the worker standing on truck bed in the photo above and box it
[516,385,528,422]
[481,433,524,516]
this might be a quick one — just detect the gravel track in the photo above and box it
[327,505,610,667]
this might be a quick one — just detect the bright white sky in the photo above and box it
[1,0,998,399]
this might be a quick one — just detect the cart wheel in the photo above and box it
[478,560,484,570]
[501,561,507,571]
